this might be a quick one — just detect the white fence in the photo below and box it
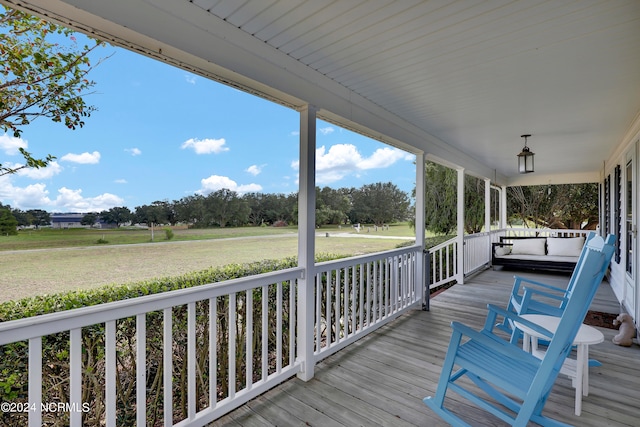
[0,246,423,427]
[428,238,458,289]
[499,228,590,239]
[463,232,492,275]
[313,245,421,361]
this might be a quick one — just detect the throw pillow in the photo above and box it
[495,246,512,256]
[511,238,546,255]
[547,236,585,257]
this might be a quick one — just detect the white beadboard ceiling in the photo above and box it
[4,0,640,185]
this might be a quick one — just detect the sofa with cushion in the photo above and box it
[491,235,585,273]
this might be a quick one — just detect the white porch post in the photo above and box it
[484,178,491,233]
[415,153,427,308]
[297,104,316,381]
[457,168,465,284]
[500,185,508,229]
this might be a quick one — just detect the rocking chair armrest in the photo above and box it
[485,304,554,340]
[512,275,567,295]
[520,287,567,317]
[522,286,568,301]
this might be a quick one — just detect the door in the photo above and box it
[623,145,637,317]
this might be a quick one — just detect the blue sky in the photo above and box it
[0,37,416,213]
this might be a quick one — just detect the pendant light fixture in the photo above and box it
[517,134,534,173]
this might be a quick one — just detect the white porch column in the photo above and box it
[500,185,508,229]
[484,178,491,233]
[297,105,317,381]
[415,153,427,308]
[457,168,465,284]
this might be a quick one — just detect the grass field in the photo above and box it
[0,224,416,303]
[0,223,416,250]
[0,225,298,250]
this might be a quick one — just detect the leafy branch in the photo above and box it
[0,7,108,174]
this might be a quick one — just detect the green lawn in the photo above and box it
[0,222,417,251]
[0,225,298,251]
[0,224,419,302]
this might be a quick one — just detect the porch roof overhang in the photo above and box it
[3,0,640,187]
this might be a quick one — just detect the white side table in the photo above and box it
[514,314,604,416]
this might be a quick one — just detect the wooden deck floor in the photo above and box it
[214,269,640,427]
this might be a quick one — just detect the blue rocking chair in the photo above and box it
[423,233,615,427]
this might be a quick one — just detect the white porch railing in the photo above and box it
[0,268,304,427]
[426,227,590,290]
[498,227,591,239]
[428,238,458,289]
[464,232,492,275]
[313,245,421,362]
[0,246,423,427]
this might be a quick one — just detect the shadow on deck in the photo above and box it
[215,269,640,427]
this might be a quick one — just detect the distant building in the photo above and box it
[50,213,117,229]
[50,213,84,229]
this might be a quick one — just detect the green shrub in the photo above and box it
[164,227,174,240]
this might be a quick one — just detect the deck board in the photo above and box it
[214,268,639,426]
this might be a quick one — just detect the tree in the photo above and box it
[507,183,598,229]
[463,174,486,234]
[417,162,487,235]
[134,202,169,241]
[419,162,457,234]
[243,193,267,226]
[242,192,296,226]
[174,194,207,227]
[0,7,105,176]
[0,208,18,235]
[81,212,99,227]
[349,182,410,226]
[316,186,351,226]
[554,184,599,229]
[100,206,132,227]
[205,189,249,227]
[25,209,50,228]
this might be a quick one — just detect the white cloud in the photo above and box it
[115,179,127,184]
[0,133,27,155]
[61,151,101,164]
[125,147,142,156]
[246,164,264,176]
[0,160,62,179]
[318,126,335,136]
[10,183,51,208]
[290,131,300,136]
[185,75,197,84]
[198,175,262,195]
[52,187,124,212]
[0,177,123,212]
[291,144,413,184]
[358,147,412,169]
[181,137,229,154]
[17,161,63,179]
